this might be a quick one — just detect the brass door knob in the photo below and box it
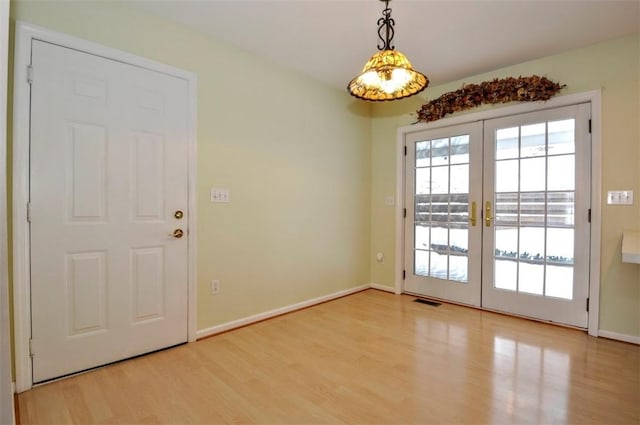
[174,210,184,219]
[170,229,184,238]
[469,201,477,227]
[485,201,494,227]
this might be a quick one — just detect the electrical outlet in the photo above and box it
[211,188,230,203]
[211,279,220,294]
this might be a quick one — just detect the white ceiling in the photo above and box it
[132,0,640,90]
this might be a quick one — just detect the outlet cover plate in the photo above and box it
[607,190,633,205]
[211,188,230,203]
[211,280,220,294]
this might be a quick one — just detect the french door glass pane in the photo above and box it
[495,193,518,226]
[416,141,430,167]
[519,263,544,295]
[415,249,429,277]
[495,260,517,290]
[431,167,449,193]
[548,119,575,155]
[492,119,577,299]
[520,158,545,191]
[519,192,545,226]
[449,255,468,282]
[546,228,574,264]
[545,265,573,299]
[413,135,470,283]
[521,123,546,157]
[431,138,449,166]
[547,192,574,226]
[496,160,519,192]
[450,165,469,193]
[548,155,575,190]
[451,135,470,164]
[496,127,519,159]
[415,225,429,250]
[495,227,517,259]
[520,227,545,261]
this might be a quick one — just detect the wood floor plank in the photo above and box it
[17,290,640,424]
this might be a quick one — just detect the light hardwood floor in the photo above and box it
[16,289,640,424]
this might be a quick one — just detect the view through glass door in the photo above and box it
[404,122,483,307]
[404,104,591,328]
[482,105,591,328]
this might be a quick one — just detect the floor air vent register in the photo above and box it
[413,298,442,307]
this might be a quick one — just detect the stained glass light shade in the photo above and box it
[348,49,429,101]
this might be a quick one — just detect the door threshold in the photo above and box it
[402,291,587,332]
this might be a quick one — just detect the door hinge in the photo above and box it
[27,64,33,85]
[586,297,590,312]
[587,208,591,223]
[26,202,31,223]
[402,270,406,280]
[588,119,592,134]
[404,145,407,156]
[29,339,34,357]
[403,208,406,218]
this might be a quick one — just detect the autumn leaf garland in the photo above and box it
[416,76,565,123]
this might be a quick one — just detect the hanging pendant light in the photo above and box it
[348,0,428,101]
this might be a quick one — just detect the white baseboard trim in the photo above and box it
[196,285,640,346]
[369,283,396,293]
[196,284,371,339]
[598,330,640,345]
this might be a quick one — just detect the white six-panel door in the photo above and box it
[30,40,190,382]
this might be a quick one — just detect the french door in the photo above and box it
[404,122,483,307]
[404,104,591,328]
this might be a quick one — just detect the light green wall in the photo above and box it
[9,0,372,329]
[7,1,639,342]
[370,34,640,338]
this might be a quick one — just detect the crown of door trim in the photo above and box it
[12,22,198,392]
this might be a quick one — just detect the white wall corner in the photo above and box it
[369,283,396,294]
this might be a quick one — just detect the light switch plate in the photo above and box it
[607,190,633,205]
[211,188,230,203]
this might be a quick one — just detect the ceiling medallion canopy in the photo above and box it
[348,0,428,101]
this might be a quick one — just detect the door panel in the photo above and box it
[30,40,189,382]
[67,251,107,335]
[404,122,483,306]
[131,132,165,220]
[482,104,591,328]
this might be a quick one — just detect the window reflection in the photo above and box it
[492,335,570,424]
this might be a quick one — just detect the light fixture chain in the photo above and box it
[377,0,395,51]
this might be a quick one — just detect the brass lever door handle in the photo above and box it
[470,201,477,226]
[170,229,184,238]
[485,201,493,227]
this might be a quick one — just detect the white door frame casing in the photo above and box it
[12,22,198,392]
[395,91,602,337]
[0,1,16,424]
